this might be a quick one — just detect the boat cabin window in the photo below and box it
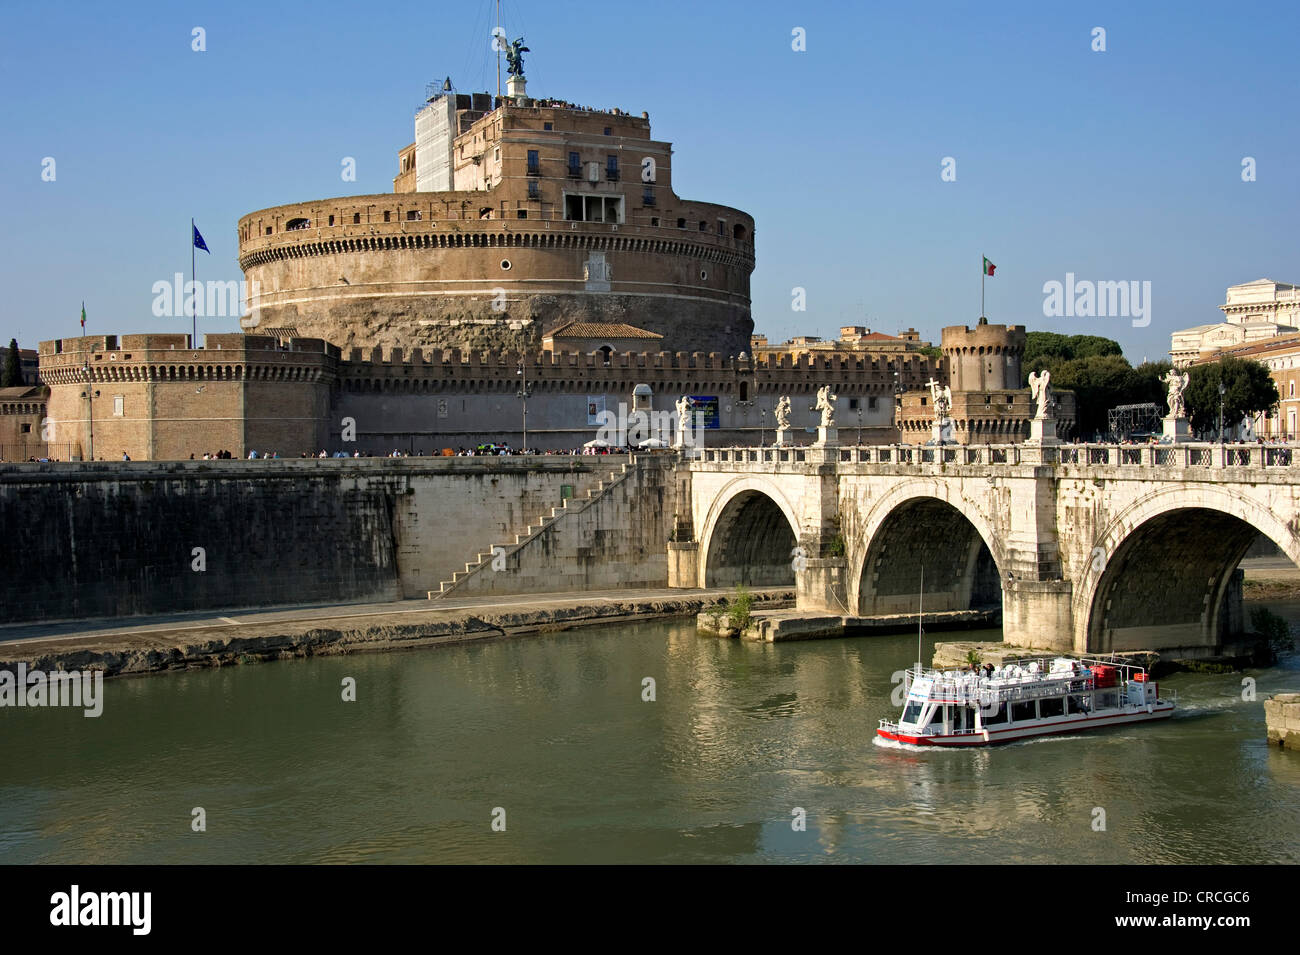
[1011,700,1037,722]
[1039,697,1065,718]
[925,704,946,728]
[902,701,925,724]
[1067,695,1091,714]
[981,702,1008,725]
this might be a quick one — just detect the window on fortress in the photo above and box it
[20,423,31,434]
[568,152,581,177]
[642,187,655,206]
[527,150,540,175]
[353,213,361,224]
[868,397,878,410]
[848,398,859,410]
[528,180,540,199]
[564,194,623,223]
[517,210,528,219]
[698,221,707,231]
[606,156,619,180]
[384,211,391,222]
[328,215,335,226]
[544,122,553,131]
[603,127,612,135]
[651,217,659,227]
[406,210,421,221]
[677,218,686,229]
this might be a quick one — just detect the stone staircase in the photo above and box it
[429,457,637,599]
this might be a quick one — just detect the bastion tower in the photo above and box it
[237,63,755,356]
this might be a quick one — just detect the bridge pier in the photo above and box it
[1002,578,1074,652]
[667,540,699,588]
[797,557,848,614]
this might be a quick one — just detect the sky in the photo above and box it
[2,0,1297,363]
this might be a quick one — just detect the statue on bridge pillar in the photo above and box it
[774,395,791,446]
[927,377,954,445]
[674,395,695,449]
[1026,369,1060,445]
[814,386,839,446]
[1161,369,1191,443]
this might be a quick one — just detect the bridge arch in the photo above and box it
[1078,485,1300,654]
[697,476,801,588]
[850,481,1005,616]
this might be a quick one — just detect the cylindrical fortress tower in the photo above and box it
[941,322,1026,392]
[238,96,755,356]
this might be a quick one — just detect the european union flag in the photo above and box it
[193,223,210,254]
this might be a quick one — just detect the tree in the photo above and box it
[1,338,20,388]
[1019,345,1171,439]
[1023,332,1123,371]
[1184,357,1279,437]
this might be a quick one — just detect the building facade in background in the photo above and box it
[1170,279,1300,366]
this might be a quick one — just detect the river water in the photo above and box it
[2,615,1297,864]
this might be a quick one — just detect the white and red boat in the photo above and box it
[877,656,1175,747]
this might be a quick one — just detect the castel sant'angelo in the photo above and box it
[21,41,1061,461]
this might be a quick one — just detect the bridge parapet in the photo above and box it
[693,442,1299,478]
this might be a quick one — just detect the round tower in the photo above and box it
[941,322,1026,392]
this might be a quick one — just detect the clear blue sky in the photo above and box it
[2,0,1297,363]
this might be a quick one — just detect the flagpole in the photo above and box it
[191,218,197,347]
[981,255,985,319]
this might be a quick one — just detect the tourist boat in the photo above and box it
[877,656,1176,747]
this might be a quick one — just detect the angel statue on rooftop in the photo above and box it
[506,38,529,76]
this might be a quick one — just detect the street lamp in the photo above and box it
[516,359,533,454]
[893,369,903,445]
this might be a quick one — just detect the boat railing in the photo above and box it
[912,673,1095,706]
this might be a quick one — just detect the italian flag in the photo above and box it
[983,257,996,277]
[80,302,86,330]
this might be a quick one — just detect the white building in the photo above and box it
[1170,279,1300,366]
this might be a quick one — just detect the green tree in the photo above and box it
[1019,350,1170,439]
[1023,332,1123,371]
[1184,357,1279,437]
[1,338,20,388]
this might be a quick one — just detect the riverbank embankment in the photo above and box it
[0,588,794,679]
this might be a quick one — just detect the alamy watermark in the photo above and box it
[1042,273,1151,328]
[593,400,703,448]
[151,275,262,327]
[1,664,103,717]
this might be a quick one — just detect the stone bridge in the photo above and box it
[668,442,1300,656]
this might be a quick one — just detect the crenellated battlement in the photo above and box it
[38,334,340,385]
[335,345,942,396]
